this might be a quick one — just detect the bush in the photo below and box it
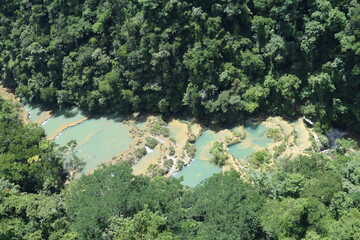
[249,150,271,166]
[135,147,147,159]
[145,137,158,149]
[266,128,283,142]
[210,141,228,166]
[164,159,174,169]
[274,143,286,158]
[150,118,170,137]
[185,142,196,158]
[169,146,175,156]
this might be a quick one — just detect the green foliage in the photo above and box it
[266,128,283,142]
[184,142,196,158]
[168,146,175,156]
[135,147,147,159]
[0,99,65,193]
[182,172,265,239]
[0,0,358,129]
[64,163,184,239]
[274,143,286,158]
[150,119,170,137]
[249,150,271,166]
[103,207,175,240]
[0,191,72,240]
[209,141,228,166]
[335,138,359,154]
[145,137,158,149]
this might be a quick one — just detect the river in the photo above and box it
[24,104,318,186]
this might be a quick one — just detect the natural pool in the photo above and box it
[25,105,133,175]
[25,104,274,185]
[23,103,50,124]
[228,123,272,160]
[174,122,273,187]
[173,130,222,187]
[54,116,133,175]
[41,108,88,140]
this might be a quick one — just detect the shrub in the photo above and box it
[145,137,158,149]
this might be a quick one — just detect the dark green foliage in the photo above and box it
[135,147,147,159]
[0,99,65,193]
[184,142,196,158]
[64,163,184,239]
[0,0,359,130]
[181,171,266,240]
[273,143,286,158]
[168,146,175,156]
[145,137,158,149]
[1,0,360,238]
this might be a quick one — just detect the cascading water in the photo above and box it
[326,128,347,148]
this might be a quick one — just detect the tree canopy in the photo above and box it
[0,0,359,131]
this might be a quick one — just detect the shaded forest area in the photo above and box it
[0,0,359,131]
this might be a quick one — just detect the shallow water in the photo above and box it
[23,103,49,123]
[42,108,87,139]
[54,116,133,175]
[174,130,222,187]
[228,123,272,160]
[26,105,133,175]
[174,123,273,187]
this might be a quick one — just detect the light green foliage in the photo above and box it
[150,119,170,137]
[249,150,271,166]
[0,192,71,240]
[209,141,228,166]
[266,128,283,142]
[104,208,175,240]
[261,198,308,239]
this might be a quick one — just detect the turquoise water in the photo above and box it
[42,108,87,139]
[54,116,133,174]
[175,123,273,187]
[228,144,257,160]
[25,104,133,175]
[23,103,49,123]
[174,130,222,187]
[228,123,272,160]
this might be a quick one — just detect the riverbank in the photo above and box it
[1,84,322,183]
[0,85,29,123]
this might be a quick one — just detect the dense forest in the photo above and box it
[1,99,360,239]
[1,0,360,239]
[0,0,359,131]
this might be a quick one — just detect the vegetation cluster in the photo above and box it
[0,0,359,131]
[1,99,360,240]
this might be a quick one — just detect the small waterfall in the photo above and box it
[145,146,153,153]
[326,129,347,148]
